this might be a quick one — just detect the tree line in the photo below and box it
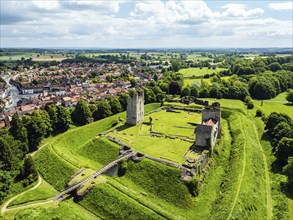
[264,112,293,195]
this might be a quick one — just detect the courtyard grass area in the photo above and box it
[179,67,225,78]
[108,109,202,163]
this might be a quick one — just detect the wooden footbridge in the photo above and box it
[54,151,134,200]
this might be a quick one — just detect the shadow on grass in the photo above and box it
[284,103,293,106]
[280,182,293,199]
[115,123,134,132]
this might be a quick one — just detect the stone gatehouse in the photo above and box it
[194,102,221,151]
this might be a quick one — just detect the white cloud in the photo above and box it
[268,2,293,11]
[32,0,60,10]
[0,0,292,48]
[131,1,220,25]
[222,4,264,17]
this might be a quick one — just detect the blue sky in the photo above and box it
[0,0,292,48]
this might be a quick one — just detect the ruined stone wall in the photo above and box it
[126,93,144,125]
[195,124,213,147]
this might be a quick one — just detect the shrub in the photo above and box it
[118,159,128,176]
[247,101,254,109]
[256,109,263,117]
[185,177,199,196]
[244,96,252,104]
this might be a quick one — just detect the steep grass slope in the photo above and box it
[34,147,77,191]
[78,183,164,220]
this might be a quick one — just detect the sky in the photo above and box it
[0,0,292,48]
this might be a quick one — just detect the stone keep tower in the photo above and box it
[126,92,144,125]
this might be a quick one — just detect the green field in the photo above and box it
[0,53,70,62]
[253,92,293,118]
[179,67,225,78]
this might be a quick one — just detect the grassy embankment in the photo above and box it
[7,100,292,219]
[12,198,99,220]
[9,180,57,207]
[4,104,161,219]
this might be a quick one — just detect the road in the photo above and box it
[1,74,36,111]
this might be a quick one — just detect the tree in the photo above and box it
[247,101,254,109]
[168,81,181,95]
[249,77,276,99]
[181,87,190,97]
[0,169,13,203]
[255,109,264,117]
[190,86,199,97]
[275,138,293,166]
[144,87,156,103]
[171,60,181,72]
[209,86,222,99]
[109,97,123,114]
[46,104,58,131]
[23,111,52,151]
[272,122,293,141]
[119,94,129,111]
[93,100,112,120]
[130,78,136,87]
[71,100,91,125]
[0,138,17,170]
[286,90,293,104]
[199,88,209,98]
[9,114,28,153]
[268,62,282,72]
[56,106,71,132]
[22,155,38,182]
[283,157,293,195]
[265,112,292,135]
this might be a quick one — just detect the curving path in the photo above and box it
[1,176,43,216]
[227,115,247,220]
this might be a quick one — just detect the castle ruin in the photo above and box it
[194,102,221,151]
[126,92,144,125]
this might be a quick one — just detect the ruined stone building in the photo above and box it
[126,92,144,125]
[194,102,221,151]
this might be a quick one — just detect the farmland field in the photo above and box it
[179,67,225,78]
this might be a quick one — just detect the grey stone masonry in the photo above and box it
[126,92,144,125]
